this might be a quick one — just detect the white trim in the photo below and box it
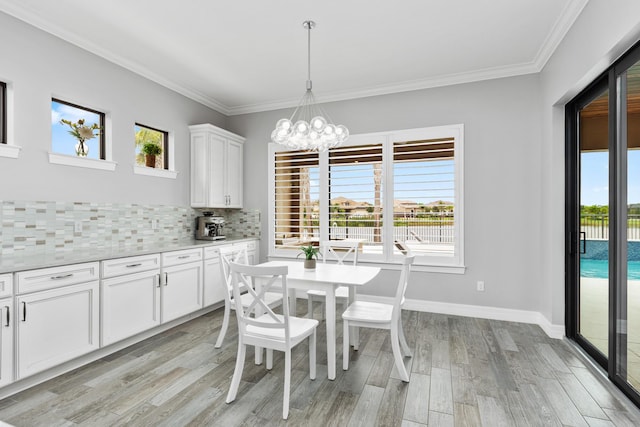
[357,294,565,339]
[48,152,117,171]
[133,165,178,179]
[0,144,20,159]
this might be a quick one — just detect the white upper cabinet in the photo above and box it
[189,124,244,209]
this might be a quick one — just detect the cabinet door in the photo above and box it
[0,300,13,387]
[162,261,203,323]
[203,257,226,307]
[16,281,99,379]
[207,134,227,208]
[102,270,161,346]
[191,131,209,208]
[226,139,243,208]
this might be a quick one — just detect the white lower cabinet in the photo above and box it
[16,281,99,379]
[101,270,161,346]
[0,299,14,387]
[161,250,204,323]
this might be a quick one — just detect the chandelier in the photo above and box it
[271,20,348,151]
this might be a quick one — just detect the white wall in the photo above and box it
[229,74,545,314]
[0,11,226,205]
[540,0,640,326]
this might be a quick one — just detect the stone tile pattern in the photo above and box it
[0,201,260,257]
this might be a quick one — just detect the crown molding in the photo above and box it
[532,0,589,71]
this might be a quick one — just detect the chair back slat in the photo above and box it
[393,255,415,310]
[219,244,250,301]
[321,240,360,265]
[229,263,290,339]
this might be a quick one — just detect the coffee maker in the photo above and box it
[195,212,226,241]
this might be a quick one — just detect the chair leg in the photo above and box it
[391,324,410,382]
[308,295,314,319]
[266,348,274,370]
[226,342,246,403]
[398,316,412,357]
[283,349,291,420]
[215,302,231,348]
[343,319,350,371]
[309,330,317,380]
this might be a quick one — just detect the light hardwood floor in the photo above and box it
[1,301,640,426]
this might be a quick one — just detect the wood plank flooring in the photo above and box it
[1,302,640,426]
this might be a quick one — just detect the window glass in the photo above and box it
[274,150,320,248]
[51,99,104,159]
[393,138,455,257]
[328,144,384,253]
[135,123,168,169]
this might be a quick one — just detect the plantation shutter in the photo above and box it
[393,137,455,256]
[273,150,320,249]
[328,143,384,247]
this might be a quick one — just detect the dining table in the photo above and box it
[256,260,381,380]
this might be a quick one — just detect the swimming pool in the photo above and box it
[580,258,640,279]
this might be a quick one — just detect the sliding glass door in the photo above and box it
[567,41,640,406]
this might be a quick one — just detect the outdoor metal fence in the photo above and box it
[581,214,640,241]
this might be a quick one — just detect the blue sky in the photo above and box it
[581,150,640,205]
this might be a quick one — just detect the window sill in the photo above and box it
[0,144,21,159]
[267,253,466,275]
[48,153,117,171]
[133,166,178,179]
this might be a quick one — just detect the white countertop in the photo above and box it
[0,237,258,274]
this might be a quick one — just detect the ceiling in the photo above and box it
[0,0,588,116]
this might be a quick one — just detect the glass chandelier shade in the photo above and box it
[271,21,349,151]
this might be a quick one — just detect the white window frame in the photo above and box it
[0,79,21,159]
[133,123,177,179]
[268,124,465,274]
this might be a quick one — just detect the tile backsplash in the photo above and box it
[0,201,260,257]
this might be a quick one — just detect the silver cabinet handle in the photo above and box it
[51,273,73,280]
[22,302,26,322]
[126,263,142,268]
[178,255,190,259]
[156,274,161,288]
[165,272,168,286]
[4,306,9,327]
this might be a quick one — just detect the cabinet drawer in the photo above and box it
[204,244,233,260]
[101,254,161,278]
[245,240,257,251]
[15,262,100,294]
[0,274,13,298]
[162,248,203,267]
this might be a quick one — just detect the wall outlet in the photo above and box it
[477,281,485,291]
[74,221,83,233]
[152,219,160,230]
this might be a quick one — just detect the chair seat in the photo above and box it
[236,291,282,308]
[342,301,393,323]
[247,314,319,342]
[307,286,349,299]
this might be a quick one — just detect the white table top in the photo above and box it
[259,260,380,286]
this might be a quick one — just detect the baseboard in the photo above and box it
[356,294,566,339]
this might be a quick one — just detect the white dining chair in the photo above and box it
[307,239,360,319]
[342,255,415,382]
[225,262,319,420]
[214,244,282,348]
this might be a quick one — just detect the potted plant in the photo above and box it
[299,244,320,270]
[142,142,162,167]
[60,118,101,157]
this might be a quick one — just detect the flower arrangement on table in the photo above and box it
[60,118,101,157]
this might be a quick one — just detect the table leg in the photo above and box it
[326,286,336,380]
[349,286,359,348]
